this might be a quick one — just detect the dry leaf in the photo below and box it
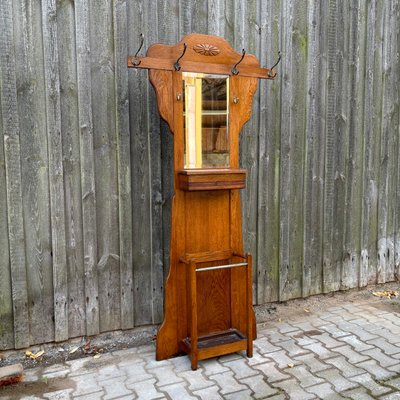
[33,350,45,359]
[373,291,399,299]
[304,309,310,313]
[69,346,80,354]
[93,354,101,359]
[25,350,44,359]
[288,363,294,368]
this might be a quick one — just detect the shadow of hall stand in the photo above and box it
[128,33,279,370]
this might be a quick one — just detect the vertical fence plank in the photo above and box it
[343,0,366,289]
[158,0,179,283]
[57,0,85,338]
[14,0,54,344]
[373,2,386,285]
[334,0,350,290]
[302,0,327,297]
[90,0,120,333]
[362,1,381,286]
[75,0,99,336]
[129,1,153,325]
[0,51,14,350]
[0,0,29,349]
[114,0,134,330]
[238,0,260,304]
[279,0,307,301]
[41,0,68,342]
[379,1,398,283]
[256,0,281,304]
[323,0,340,293]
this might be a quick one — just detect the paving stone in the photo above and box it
[338,323,379,342]
[224,389,253,399]
[386,377,400,390]
[192,385,223,400]
[43,389,73,399]
[253,361,291,383]
[366,338,400,355]
[388,363,400,373]
[127,378,164,399]
[178,369,214,391]
[159,382,197,399]
[201,359,230,376]
[218,353,243,363]
[73,391,105,400]
[319,324,352,339]
[223,357,258,379]
[373,328,400,343]
[209,371,248,394]
[262,349,297,369]
[342,387,377,400]
[284,365,324,388]
[294,353,330,373]
[264,329,291,344]
[97,364,126,381]
[276,323,299,334]
[316,369,359,392]
[316,333,347,349]
[272,378,316,400]
[362,348,399,367]
[254,337,281,354]
[302,342,338,359]
[239,375,278,398]
[355,359,394,381]
[169,354,192,373]
[23,368,41,383]
[247,348,269,366]
[101,376,132,400]
[325,356,366,377]
[349,373,392,397]
[71,372,102,397]
[121,361,152,383]
[379,393,400,400]
[152,365,184,387]
[275,339,309,357]
[340,335,374,352]
[305,382,344,399]
[333,344,371,364]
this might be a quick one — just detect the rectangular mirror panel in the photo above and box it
[183,73,229,169]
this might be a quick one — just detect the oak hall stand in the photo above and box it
[128,34,278,370]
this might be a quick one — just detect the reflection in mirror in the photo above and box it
[183,73,229,168]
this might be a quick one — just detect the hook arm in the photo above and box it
[267,51,281,77]
[231,49,246,75]
[133,33,144,66]
[174,43,187,71]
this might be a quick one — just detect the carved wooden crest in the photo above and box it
[193,43,220,56]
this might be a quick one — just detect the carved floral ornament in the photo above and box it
[193,43,220,56]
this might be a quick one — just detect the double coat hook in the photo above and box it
[132,33,144,66]
[267,51,282,77]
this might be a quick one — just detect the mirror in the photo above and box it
[183,73,229,169]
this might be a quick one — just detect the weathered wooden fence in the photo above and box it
[0,0,399,350]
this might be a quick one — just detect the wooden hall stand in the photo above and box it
[128,33,278,370]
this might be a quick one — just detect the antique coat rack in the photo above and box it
[128,33,279,370]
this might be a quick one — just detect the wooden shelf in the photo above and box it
[178,168,246,191]
[180,329,248,361]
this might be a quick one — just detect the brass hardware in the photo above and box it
[176,93,182,101]
[233,96,239,104]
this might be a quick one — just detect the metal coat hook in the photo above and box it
[232,49,246,75]
[174,43,187,71]
[267,51,282,77]
[133,33,144,66]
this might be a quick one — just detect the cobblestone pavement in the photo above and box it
[2,299,400,399]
